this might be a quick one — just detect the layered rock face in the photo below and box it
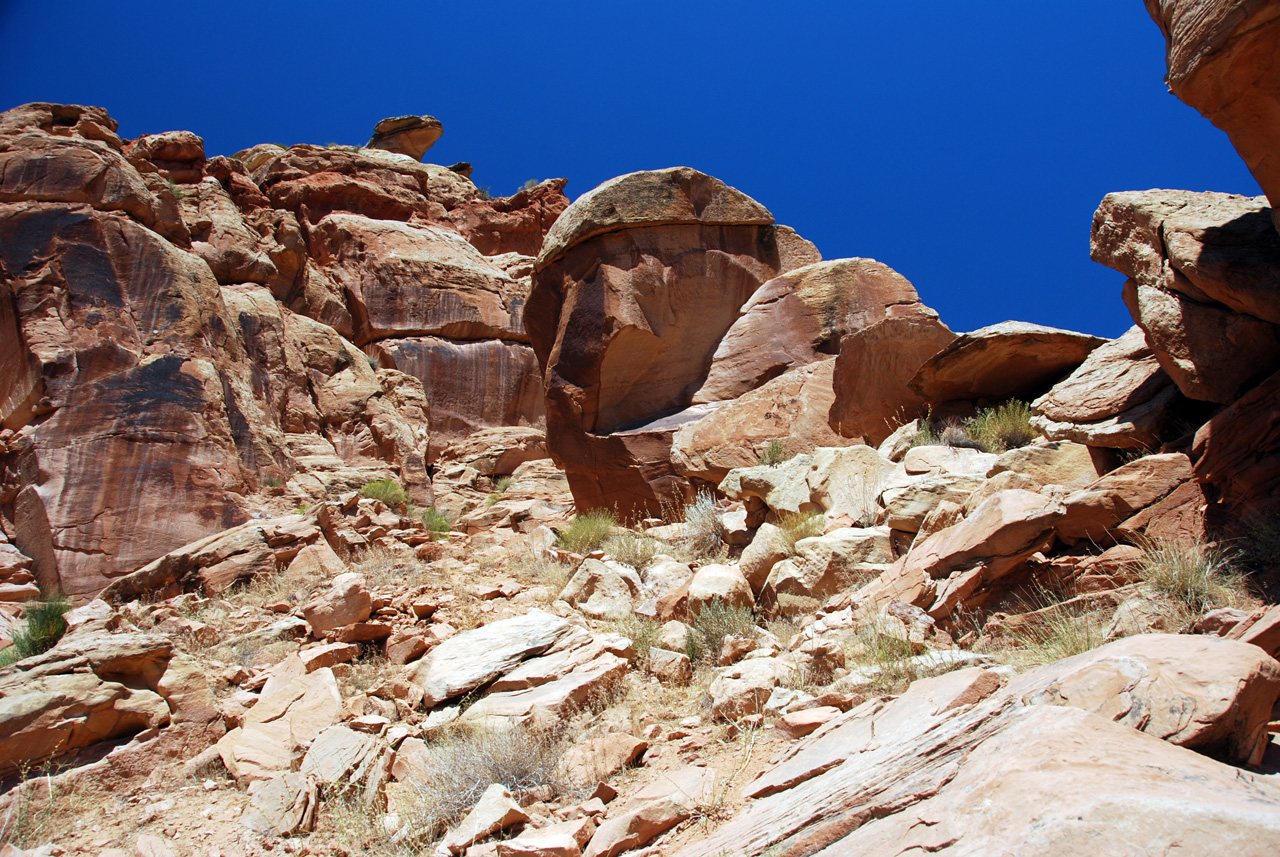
[0,104,565,599]
[1146,1,1280,231]
[525,168,820,517]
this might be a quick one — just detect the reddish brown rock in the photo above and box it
[908,321,1105,408]
[180,177,304,293]
[1030,326,1179,449]
[448,179,571,257]
[372,336,544,462]
[1192,366,1280,517]
[1057,453,1196,544]
[1092,190,1280,402]
[124,131,206,183]
[365,114,443,161]
[672,360,857,484]
[830,312,957,446]
[0,105,187,244]
[309,213,528,346]
[1146,1,1280,231]
[526,168,810,517]
[866,489,1065,618]
[692,258,927,404]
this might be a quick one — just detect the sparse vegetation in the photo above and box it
[609,613,661,669]
[689,603,758,665]
[844,619,921,695]
[776,510,825,553]
[556,509,617,554]
[421,508,452,539]
[0,597,71,666]
[908,401,1037,454]
[263,475,284,489]
[360,478,410,507]
[757,439,788,467]
[962,400,1036,453]
[604,529,663,570]
[165,178,188,200]
[484,476,514,508]
[999,586,1109,666]
[512,551,575,602]
[682,490,726,560]
[1134,537,1252,616]
[520,178,540,192]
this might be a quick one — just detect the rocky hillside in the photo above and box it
[2,1,1280,855]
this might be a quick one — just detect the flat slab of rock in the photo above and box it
[405,609,575,708]
[909,321,1105,405]
[365,114,443,161]
[438,783,530,855]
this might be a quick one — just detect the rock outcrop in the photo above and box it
[525,167,819,517]
[1146,0,1280,231]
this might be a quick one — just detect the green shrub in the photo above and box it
[485,476,514,508]
[604,530,662,570]
[556,509,617,554]
[690,602,757,664]
[757,439,787,467]
[0,597,72,666]
[360,478,409,506]
[962,400,1036,453]
[609,614,661,669]
[421,508,451,539]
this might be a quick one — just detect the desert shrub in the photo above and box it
[757,439,788,467]
[682,491,725,560]
[609,613,661,669]
[485,476,513,508]
[263,475,284,489]
[556,509,617,554]
[776,510,825,553]
[360,478,409,506]
[962,400,1036,453]
[511,551,575,602]
[604,530,662,570]
[520,178,540,191]
[421,508,451,539]
[398,723,571,841]
[690,602,758,665]
[1135,537,1251,615]
[0,597,72,666]
[845,619,920,695]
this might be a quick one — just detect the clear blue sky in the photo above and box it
[0,1,1263,338]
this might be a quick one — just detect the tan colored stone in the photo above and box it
[647,648,692,685]
[1057,452,1195,544]
[554,734,647,787]
[776,706,841,739]
[559,560,643,621]
[687,564,753,617]
[439,783,531,855]
[366,114,443,161]
[302,572,372,636]
[988,440,1108,490]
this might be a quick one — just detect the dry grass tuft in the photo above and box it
[604,530,664,571]
[556,509,617,554]
[1134,537,1253,616]
[776,510,825,554]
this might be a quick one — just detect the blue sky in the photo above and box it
[0,1,1263,338]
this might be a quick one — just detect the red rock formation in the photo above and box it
[526,167,813,517]
[1092,190,1280,403]
[1146,1,1280,232]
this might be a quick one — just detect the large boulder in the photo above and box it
[671,360,856,484]
[678,635,1280,857]
[692,258,935,404]
[526,167,816,517]
[1146,0,1280,232]
[364,114,443,161]
[829,312,957,446]
[909,321,1105,409]
[1192,366,1280,517]
[1091,190,1280,402]
[1030,325,1180,449]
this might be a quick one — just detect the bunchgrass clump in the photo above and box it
[604,530,662,570]
[776,510,825,553]
[360,478,410,507]
[421,508,451,539]
[690,603,758,665]
[556,509,617,554]
[962,400,1036,453]
[845,619,921,695]
[1135,537,1252,615]
[757,439,787,467]
[609,613,661,669]
[485,476,514,508]
[0,597,71,666]
[1001,586,1108,667]
[394,723,571,844]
